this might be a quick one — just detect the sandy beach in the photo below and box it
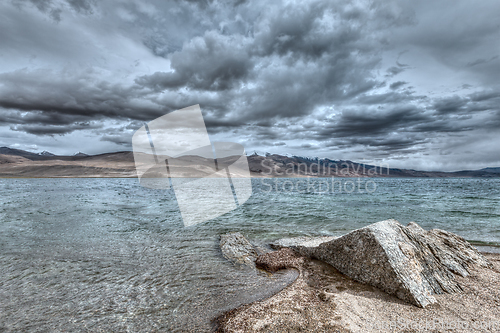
[215,250,500,332]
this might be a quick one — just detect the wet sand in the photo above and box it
[214,251,500,333]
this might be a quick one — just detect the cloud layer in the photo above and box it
[0,0,499,170]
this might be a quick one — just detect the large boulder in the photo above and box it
[220,232,258,267]
[279,220,491,308]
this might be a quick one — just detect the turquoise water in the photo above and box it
[0,178,499,332]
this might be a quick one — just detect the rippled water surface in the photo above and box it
[1,178,499,332]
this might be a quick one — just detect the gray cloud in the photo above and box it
[12,0,95,21]
[389,81,408,90]
[467,55,499,67]
[135,32,253,91]
[317,105,428,140]
[10,121,101,135]
[433,96,469,114]
[385,66,406,77]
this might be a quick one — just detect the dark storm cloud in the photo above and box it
[12,0,94,20]
[66,0,94,13]
[317,105,428,139]
[311,85,500,149]
[385,66,406,77]
[135,32,253,91]
[338,136,423,151]
[0,0,500,169]
[389,81,408,90]
[410,120,472,134]
[355,91,420,105]
[467,55,499,67]
[10,121,101,135]
[468,90,500,103]
[433,96,468,114]
[0,69,165,122]
[134,0,417,124]
[0,111,109,137]
[433,91,500,115]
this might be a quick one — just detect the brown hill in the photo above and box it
[0,147,498,178]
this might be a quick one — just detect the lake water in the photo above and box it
[1,178,499,332]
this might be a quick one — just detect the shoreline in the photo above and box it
[214,251,500,333]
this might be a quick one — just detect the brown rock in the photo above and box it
[255,248,303,272]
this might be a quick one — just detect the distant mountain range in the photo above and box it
[0,147,498,178]
[247,153,500,178]
[0,147,136,178]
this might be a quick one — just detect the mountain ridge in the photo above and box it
[0,147,498,178]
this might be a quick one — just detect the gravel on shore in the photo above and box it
[214,251,500,333]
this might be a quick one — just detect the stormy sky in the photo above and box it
[0,0,499,171]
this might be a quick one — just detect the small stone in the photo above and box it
[219,232,258,267]
[318,291,335,302]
